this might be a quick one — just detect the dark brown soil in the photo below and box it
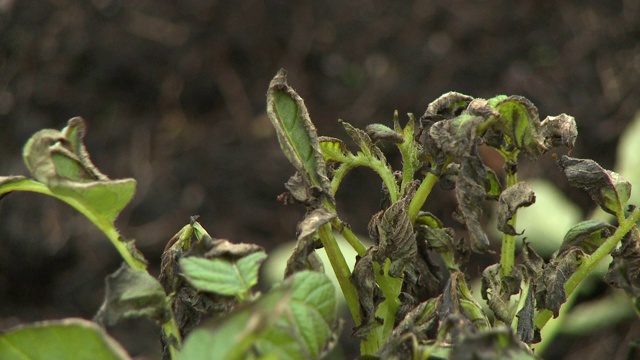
[1,1,639,358]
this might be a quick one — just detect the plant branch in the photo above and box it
[317,224,362,325]
[534,207,640,329]
[408,170,439,223]
[500,152,519,278]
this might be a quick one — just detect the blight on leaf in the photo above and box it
[267,69,332,198]
[557,155,632,217]
[94,264,170,326]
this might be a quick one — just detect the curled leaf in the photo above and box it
[481,264,522,324]
[450,327,539,360]
[605,231,640,304]
[420,92,474,123]
[540,113,578,150]
[490,95,546,159]
[497,182,536,235]
[534,248,584,317]
[366,123,404,143]
[340,120,387,162]
[350,248,383,339]
[557,155,632,216]
[454,156,491,253]
[370,192,417,277]
[94,264,169,326]
[318,136,353,163]
[267,69,331,195]
[285,208,336,277]
[516,286,540,344]
[559,220,615,254]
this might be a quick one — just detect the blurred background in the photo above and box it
[1,1,639,358]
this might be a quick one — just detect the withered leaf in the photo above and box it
[366,123,404,144]
[285,208,336,277]
[535,248,584,317]
[281,172,325,206]
[350,247,384,339]
[557,155,632,216]
[497,182,536,236]
[481,264,521,324]
[420,92,474,122]
[454,156,491,253]
[340,120,387,162]
[450,327,540,360]
[371,192,417,277]
[429,114,484,160]
[540,113,578,150]
[520,241,544,281]
[516,285,540,344]
[559,220,615,255]
[95,264,169,327]
[605,231,640,301]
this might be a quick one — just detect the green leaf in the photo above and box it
[20,118,137,224]
[0,318,130,360]
[489,95,546,159]
[318,136,353,163]
[179,271,338,360]
[616,110,640,208]
[266,69,331,194]
[559,220,615,254]
[180,251,268,298]
[557,155,632,217]
[94,264,169,326]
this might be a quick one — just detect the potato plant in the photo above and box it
[0,69,639,359]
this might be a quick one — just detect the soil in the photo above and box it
[1,1,639,359]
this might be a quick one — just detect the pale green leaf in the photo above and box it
[0,318,130,360]
[266,69,330,193]
[180,251,268,297]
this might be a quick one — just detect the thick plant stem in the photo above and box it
[162,315,183,358]
[408,171,439,223]
[317,224,362,325]
[500,155,518,277]
[534,207,640,329]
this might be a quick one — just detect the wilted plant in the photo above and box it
[0,69,638,359]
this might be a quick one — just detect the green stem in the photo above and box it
[162,314,183,358]
[500,154,518,278]
[407,171,439,223]
[534,207,640,329]
[317,224,362,325]
[331,218,367,256]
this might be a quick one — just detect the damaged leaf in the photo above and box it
[454,156,491,253]
[340,120,388,163]
[489,95,546,159]
[481,264,522,324]
[21,118,137,224]
[497,182,536,235]
[540,113,578,150]
[366,123,404,144]
[318,136,353,163]
[516,285,540,344]
[557,155,632,217]
[350,248,383,339]
[370,193,417,277]
[285,208,336,277]
[95,264,169,326]
[559,220,615,254]
[535,248,584,317]
[605,231,640,308]
[267,69,331,195]
[450,327,539,360]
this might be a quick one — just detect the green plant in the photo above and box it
[0,69,639,359]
